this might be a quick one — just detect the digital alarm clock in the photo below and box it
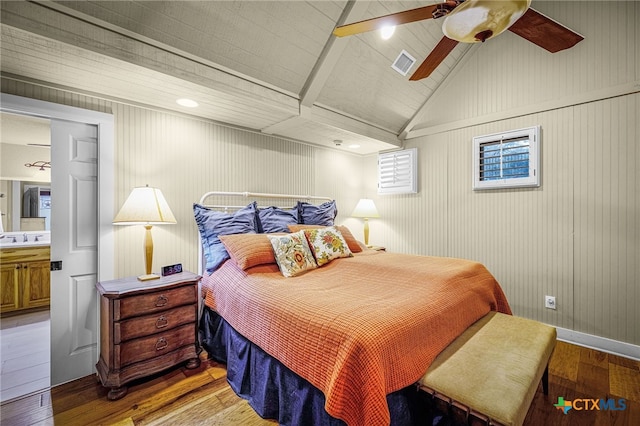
[161,263,183,277]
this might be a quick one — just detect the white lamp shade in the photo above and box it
[113,186,177,225]
[442,0,531,43]
[351,199,380,218]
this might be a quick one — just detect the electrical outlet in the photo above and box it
[545,295,556,310]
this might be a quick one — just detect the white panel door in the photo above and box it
[50,120,99,385]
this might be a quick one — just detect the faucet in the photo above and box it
[23,233,28,242]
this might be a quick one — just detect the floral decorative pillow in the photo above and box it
[288,224,362,253]
[268,231,318,277]
[303,226,353,266]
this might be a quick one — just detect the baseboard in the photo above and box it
[555,327,640,361]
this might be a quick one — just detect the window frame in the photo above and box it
[472,126,540,190]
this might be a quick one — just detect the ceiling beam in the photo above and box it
[262,104,400,148]
[288,1,404,150]
[299,0,372,108]
[303,105,401,146]
[406,81,640,139]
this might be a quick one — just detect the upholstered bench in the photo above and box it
[418,312,556,426]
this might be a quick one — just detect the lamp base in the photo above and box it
[137,273,161,282]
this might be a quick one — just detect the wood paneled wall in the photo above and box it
[109,103,366,278]
[375,97,638,344]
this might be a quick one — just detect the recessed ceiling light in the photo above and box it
[349,144,360,149]
[177,98,199,108]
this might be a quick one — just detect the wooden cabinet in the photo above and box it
[0,246,50,314]
[96,271,201,400]
[0,262,20,312]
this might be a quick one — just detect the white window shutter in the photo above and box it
[378,148,418,194]
[472,126,540,190]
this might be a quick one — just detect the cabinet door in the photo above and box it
[0,262,20,312]
[23,260,51,309]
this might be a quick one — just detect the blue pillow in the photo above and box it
[298,200,337,226]
[193,202,258,273]
[257,206,299,233]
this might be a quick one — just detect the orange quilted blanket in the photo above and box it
[202,251,512,426]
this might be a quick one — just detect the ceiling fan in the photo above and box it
[333,0,583,81]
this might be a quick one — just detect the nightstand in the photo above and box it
[96,271,201,400]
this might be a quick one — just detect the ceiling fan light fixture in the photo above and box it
[442,0,531,43]
[380,25,396,40]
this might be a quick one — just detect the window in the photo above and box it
[473,126,540,190]
[378,148,418,194]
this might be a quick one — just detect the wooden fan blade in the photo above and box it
[509,8,584,53]
[409,37,459,81]
[333,5,441,37]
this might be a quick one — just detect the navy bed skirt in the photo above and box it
[199,306,442,426]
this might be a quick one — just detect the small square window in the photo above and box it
[473,126,540,190]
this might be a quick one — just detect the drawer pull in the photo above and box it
[155,315,169,329]
[155,337,168,351]
[155,295,168,307]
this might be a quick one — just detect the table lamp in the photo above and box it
[351,198,380,247]
[113,185,176,281]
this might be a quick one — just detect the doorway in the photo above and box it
[0,93,114,397]
[0,112,52,402]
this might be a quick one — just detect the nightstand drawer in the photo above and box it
[114,305,197,344]
[115,285,196,320]
[117,323,195,367]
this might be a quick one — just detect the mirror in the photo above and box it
[0,112,51,232]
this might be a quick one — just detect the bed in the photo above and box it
[194,192,512,426]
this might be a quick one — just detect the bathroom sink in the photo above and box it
[0,232,51,248]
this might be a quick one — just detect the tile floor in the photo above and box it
[0,310,50,402]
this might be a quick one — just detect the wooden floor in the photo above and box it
[0,341,638,425]
[0,310,50,402]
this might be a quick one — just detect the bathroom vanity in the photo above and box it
[0,232,51,314]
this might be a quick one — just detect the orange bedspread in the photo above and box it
[202,251,512,426]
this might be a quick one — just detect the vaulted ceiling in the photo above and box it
[0,1,573,155]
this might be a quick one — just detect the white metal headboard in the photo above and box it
[196,191,333,274]
[198,191,332,211]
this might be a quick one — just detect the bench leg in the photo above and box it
[542,365,549,395]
